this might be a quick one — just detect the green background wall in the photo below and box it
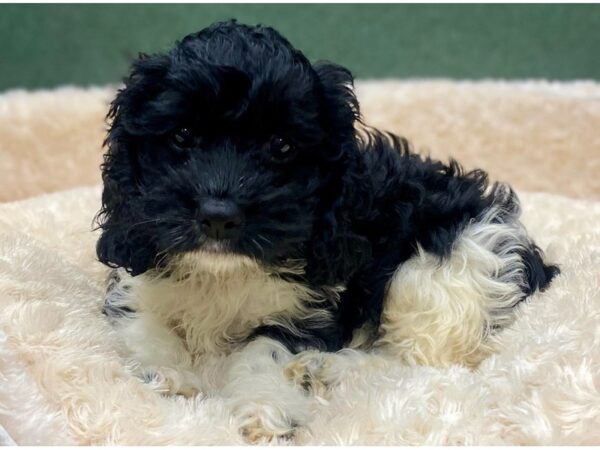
[1,4,599,91]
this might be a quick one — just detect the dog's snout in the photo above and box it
[198,198,244,240]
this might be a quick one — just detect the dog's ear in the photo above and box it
[109,53,175,135]
[313,61,360,145]
[303,63,371,286]
[95,54,171,276]
[95,187,158,277]
[96,137,159,276]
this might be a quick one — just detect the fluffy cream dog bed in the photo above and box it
[0,82,599,445]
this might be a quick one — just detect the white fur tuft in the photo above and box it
[376,204,531,367]
[111,251,329,358]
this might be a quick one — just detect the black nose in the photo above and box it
[198,198,244,240]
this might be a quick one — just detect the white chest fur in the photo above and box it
[113,252,323,356]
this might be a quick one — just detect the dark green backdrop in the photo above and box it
[1,4,599,91]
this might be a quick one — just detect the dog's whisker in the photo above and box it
[250,238,266,259]
[257,234,273,247]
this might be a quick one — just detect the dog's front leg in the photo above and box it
[220,337,312,444]
[114,311,203,397]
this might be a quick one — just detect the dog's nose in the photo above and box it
[198,198,244,240]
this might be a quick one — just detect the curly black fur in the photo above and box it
[97,20,559,352]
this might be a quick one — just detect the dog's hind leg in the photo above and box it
[376,213,547,368]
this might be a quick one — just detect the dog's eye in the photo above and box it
[268,137,296,162]
[171,127,194,150]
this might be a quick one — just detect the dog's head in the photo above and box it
[97,20,369,283]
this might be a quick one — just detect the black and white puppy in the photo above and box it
[97,20,558,441]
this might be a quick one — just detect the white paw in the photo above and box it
[234,403,301,444]
[140,366,201,398]
[284,351,336,397]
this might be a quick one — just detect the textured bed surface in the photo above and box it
[0,82,599,444]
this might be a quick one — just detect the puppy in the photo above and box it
[96,20,559,442]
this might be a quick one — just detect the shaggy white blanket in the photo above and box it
[0,185,599,445]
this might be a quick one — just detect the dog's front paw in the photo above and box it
[234,403,300,444]
[140,366,201,398]
[284,351,336,397]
